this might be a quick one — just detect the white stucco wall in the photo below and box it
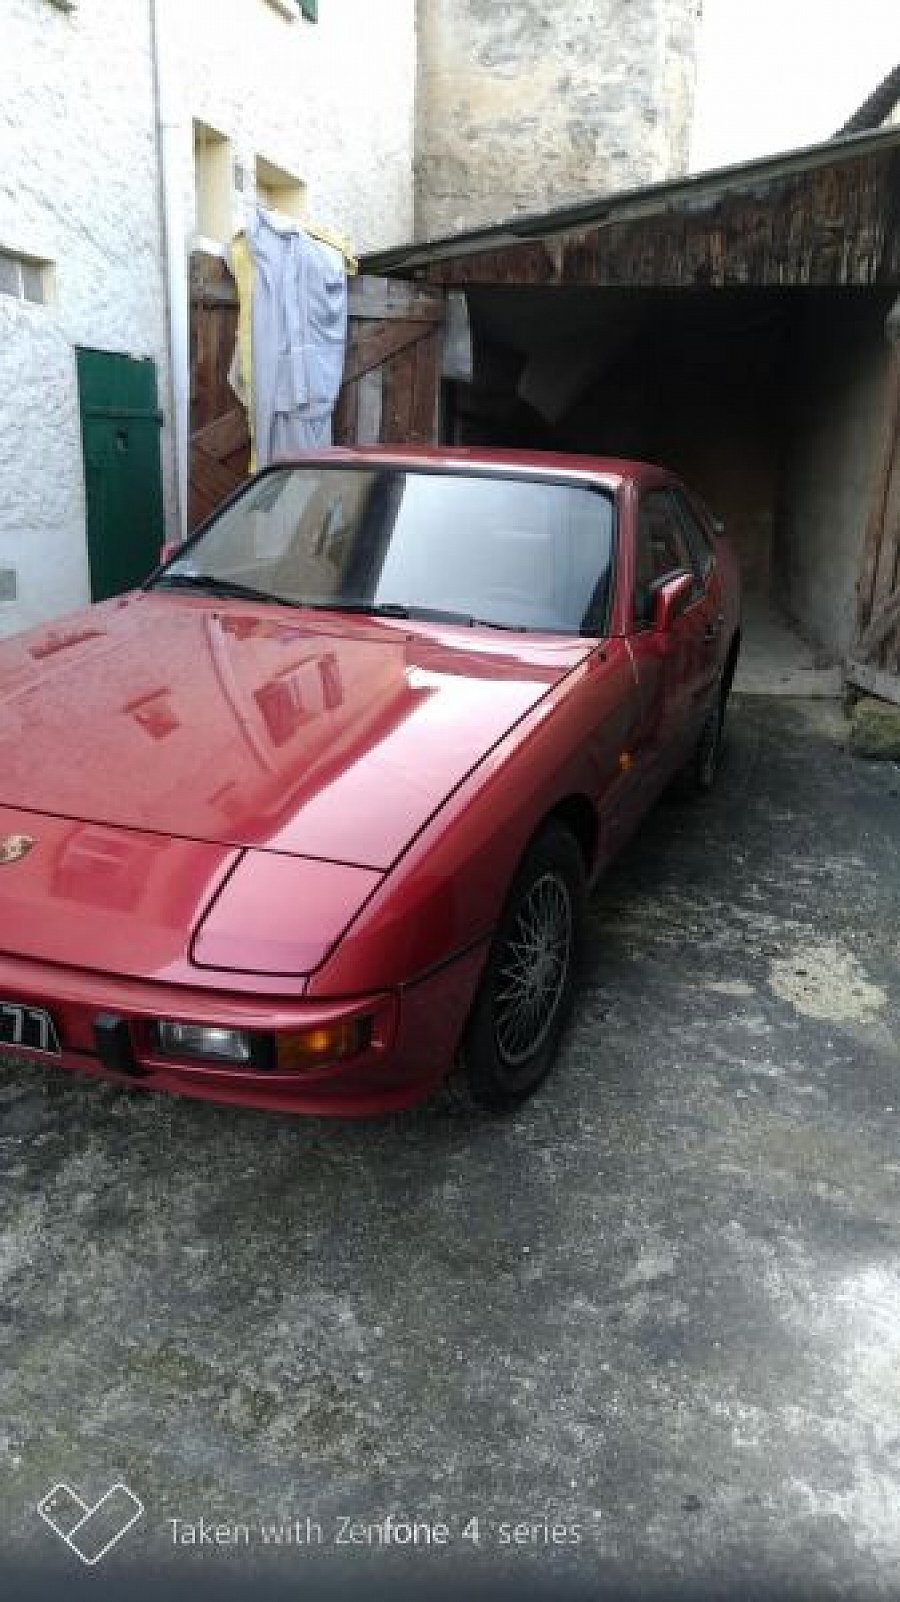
[0,0,416,642]
[0,0,172,640]
[172,0,416,254]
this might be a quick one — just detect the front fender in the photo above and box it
[306,640,635,995]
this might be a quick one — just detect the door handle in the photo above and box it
[703,615,724,643]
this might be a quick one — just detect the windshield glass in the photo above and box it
[155,466,616,635]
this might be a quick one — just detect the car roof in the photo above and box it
[266,444,672,490]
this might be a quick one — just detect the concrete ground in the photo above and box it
[2,697,900,1602]
[733,593,842,698]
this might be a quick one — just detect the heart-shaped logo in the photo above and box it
[37,1482,144,1565]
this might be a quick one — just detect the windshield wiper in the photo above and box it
[152,573,302,607]
[305,600,416,618]
[460,615,523,632]
[154,583,530,631]
[307,601,526,630]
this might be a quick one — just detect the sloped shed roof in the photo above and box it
[836,63,900,135]
[363,125,900,290]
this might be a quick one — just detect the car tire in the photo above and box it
[452,824,586,1112]
[693,675,727,793]
[680,637,739,797]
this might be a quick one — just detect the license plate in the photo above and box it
[0,1001,61,1057]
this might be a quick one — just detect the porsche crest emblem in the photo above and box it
[0,834,35,866]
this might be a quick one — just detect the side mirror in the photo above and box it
[159,540,179,567]
[653,570,694,633]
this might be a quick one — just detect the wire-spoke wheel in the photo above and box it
[493,872,573,1068]
[453,824,585,1111]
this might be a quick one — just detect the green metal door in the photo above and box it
[76,348,165,601]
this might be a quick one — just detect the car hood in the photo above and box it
[0,594,591,871]
[0,800,379,980]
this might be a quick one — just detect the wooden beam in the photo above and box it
[347,278,444,322]
[855,343,900,637]
[189,447,244,530]
[409,330,442,441]
[845,658,900,707]
[857,583,900,660]
[342,322,433,384]
[191,408,249,462]
[381,342,418,442]
[419,148,900,291]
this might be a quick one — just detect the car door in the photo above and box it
[626,485,720,786]
[670,485,726,700]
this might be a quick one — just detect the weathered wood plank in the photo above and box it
[341,322,432,384]
[855,346,900,639]
[845,658,900,707]
[189,448,244,530]
[335,279,444,445]
[192,408,249,463]
[355,369,383,445]
[419,148,900,290]
[188,251,445,456]
[381,344,417,442]
[348,277,444,322]
[858,583,900,660]
[409,329,442,442]
[331,380,357,447]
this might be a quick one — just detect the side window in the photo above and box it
[634,490,696,626]
[672,488,715,579]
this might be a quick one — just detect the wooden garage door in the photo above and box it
[332,277,445,447]
[189,254,445,532]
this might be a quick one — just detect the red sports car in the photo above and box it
[0,448,740,1114]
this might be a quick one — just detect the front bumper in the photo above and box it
[0,944,488,1115]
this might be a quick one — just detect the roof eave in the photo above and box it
[363,124,900,277]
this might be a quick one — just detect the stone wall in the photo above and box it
[415,0,702,240]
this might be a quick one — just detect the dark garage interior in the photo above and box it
[444,283,894,675]
[362,124,900,695]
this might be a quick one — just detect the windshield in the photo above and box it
[153,466,616,635]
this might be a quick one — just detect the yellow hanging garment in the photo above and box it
[229,231,258,471]
[303,221,358,276]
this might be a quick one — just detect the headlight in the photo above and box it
[152,1021,253,1064]
[149,1012,381,1073]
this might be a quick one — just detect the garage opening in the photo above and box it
[442,283,893,690]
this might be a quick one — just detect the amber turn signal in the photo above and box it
[276,1016,372,1072]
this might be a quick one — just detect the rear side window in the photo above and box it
[634,490,697,626]
[672,488,715,578]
